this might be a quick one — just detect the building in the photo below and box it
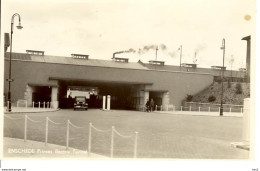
[3,50,246,110]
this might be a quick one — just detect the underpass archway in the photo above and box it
[52,78,152,110]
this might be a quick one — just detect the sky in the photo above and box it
[1,0,255,70]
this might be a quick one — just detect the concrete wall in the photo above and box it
[4,60,214,108]
[145,64,247,79]
[24,85,34,106]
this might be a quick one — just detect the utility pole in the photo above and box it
[155,46,158,61]
[194,52,197,64]
[179,45,182,71]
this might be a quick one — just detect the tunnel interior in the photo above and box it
[57,79,138,110]
[149,91,163,107]
[32,86,52,106]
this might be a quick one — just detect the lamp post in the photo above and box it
[7,13,23,112]
[220,38,225,116]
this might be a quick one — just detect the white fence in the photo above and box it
[175,105,243,113]
[4,100,53,109]
[141,104,243,113]
[4,114,139,158]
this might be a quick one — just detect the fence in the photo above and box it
[183,102,243,113]
[175,106,243,113]
[4,114,139,158]
[141,104,243,113]
[141,104,175,112]
[4,100,53,109]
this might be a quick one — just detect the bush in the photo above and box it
[208,95,216,102]
[235,83,242,94]
[186,95,193,102]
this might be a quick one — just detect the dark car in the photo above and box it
[74,96,88,110]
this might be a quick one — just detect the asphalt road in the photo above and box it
[4,109,249,159]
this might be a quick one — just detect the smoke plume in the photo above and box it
[168,51,178,58]
[137,44,167,54]
[113,48,136,57]
[113,44,178,58]
[194,44,206,54]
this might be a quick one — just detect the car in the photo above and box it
[74,96,88,110]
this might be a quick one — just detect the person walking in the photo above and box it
[150,99,154,112]
[145,99,150,112]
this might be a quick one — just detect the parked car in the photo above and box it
[74,96,88,110]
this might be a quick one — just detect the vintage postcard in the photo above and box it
[0,0,257,168]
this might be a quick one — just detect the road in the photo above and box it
[4,109,249,159]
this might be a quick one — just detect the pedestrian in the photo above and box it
[150,99,154,112]
[145,99,150,112]
[67,94,73,108]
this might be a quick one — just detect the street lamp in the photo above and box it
[7,13,23,112]
[220,38,225,116]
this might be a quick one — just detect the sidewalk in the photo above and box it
[4,107,243,117]
[3,137,107,158]
[155,111,243,117]
[3,107,60,114]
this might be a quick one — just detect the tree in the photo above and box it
[186,95,193,102]
[235,83,242,94]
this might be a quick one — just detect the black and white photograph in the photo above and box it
[0,0,257,169]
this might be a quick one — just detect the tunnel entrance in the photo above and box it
[56,79,144,110]
[32,86,52,107]
[149,91,163,107]
[100,84,132,109]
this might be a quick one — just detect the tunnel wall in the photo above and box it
[4,60,213,108]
